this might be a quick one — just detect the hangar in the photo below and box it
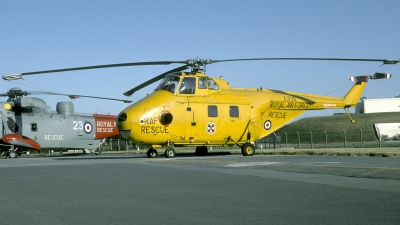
[355,97,400,114]
[355,97,400,140]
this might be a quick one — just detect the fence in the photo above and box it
[257,129,400,149]
[99,129,400,152]
[98,138,136,152]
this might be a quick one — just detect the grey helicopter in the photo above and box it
[0,87,132,158]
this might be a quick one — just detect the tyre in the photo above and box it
[165,148,175,158]
[241,143,255,156]
[8,151,17,158]
[147,148,158,158]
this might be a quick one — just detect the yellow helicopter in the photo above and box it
[3,57,397,158]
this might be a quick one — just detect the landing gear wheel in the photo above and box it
[8,150,17,158]
[147,148,158,158]
[195,146,208,156]
[95,151,101,155]
[241,143,255,156]
[165,148,175,158]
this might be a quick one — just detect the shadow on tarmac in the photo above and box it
[47,151,233,160]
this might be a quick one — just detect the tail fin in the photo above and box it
[344,73,392,106]
[343,81,367,107]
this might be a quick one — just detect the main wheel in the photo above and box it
[165,148,175,158]
[241,143,255,156]
[147,148,158,158]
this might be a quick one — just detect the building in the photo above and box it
[355,98,400,114]
[354,97,400,140]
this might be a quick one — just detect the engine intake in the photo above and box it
[159,110,173,125]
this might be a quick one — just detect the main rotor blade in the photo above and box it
[123,65,189,96]
[210,57,400,65]
[3,60,187,80]
[4,57,399,81]
[30,91,133,103]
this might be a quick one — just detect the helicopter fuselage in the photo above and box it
[1,97,119,154]
[117,72,366,152]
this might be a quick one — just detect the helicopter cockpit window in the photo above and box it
[198,78,207,89]
[155,75,180,93]
[179,77,196,94]
[207,79,219,90]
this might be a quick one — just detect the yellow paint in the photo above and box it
[117,71,367,149]
[3,103,12,110]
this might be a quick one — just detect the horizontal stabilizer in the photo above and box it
[349,73,392,82]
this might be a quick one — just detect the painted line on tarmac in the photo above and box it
[225,162,288,167]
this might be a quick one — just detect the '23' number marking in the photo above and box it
[73,121,83,130]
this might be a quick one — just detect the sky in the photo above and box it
[1,0,400,121]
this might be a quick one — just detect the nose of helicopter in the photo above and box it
[116,92,164,141]
[117,112,132,140]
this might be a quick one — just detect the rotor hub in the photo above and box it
[186,58,212,72]
[7,88,28,99]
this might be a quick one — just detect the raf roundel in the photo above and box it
[84,122,93,134]
[264,120,272,130]
[206,122,216,134]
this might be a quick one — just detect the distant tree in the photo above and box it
[390,134,400,140]
[380,134,389,141]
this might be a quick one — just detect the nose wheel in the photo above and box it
[146,148,176,158]
[165,148,175,158]
[6,150,17,158]
[4,146,20,159]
